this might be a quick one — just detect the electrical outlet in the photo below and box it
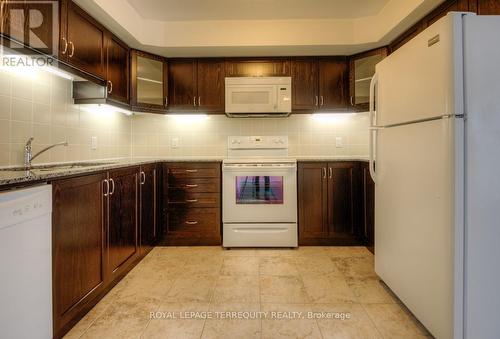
[335,136,344,148]
[91,136,98,150]
[171,137,179,149]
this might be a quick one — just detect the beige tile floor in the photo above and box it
[64,246,433,339]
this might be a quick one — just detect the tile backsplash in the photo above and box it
[131,113,369,159]
[0,69,131,166]
[0,67,369,166]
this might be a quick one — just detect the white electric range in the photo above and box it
[222,136,298,248]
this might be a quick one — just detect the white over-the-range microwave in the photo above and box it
[225,77,292,117]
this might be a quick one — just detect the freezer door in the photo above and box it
[375,13,465,127]
[375,117,464,339]
[463,15,500,339]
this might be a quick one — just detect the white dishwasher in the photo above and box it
[0,184,52,339]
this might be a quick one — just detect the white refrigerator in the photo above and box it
[370,12,500,339]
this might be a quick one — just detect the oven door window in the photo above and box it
[236,176,284,204]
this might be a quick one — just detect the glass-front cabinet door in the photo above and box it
[349,47,387,112]
[131,50,167,112]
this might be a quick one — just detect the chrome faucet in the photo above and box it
[24,137,68,169]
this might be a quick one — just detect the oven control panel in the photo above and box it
[228,136,289,149]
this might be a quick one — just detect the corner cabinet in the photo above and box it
[168,58,225,113]
[298,161,360,245]
[348,48,387,112]
[130,50,168,113]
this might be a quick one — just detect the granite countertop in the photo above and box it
[0,156,369,189]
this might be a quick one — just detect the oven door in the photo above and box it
[222,163,297,223]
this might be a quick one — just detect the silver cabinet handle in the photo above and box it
[323,168,327,179]
[185,169,198,173]
[350,96,354,106]
[165,96,168,106]
[186,199,198,203]
[140,171,145,185]
[185,184,199,188]
[320,96,324,106]
[103,179,109,197]
[109,178,115,195]
[185,220,198,225]
[329,167,333,179]
[315,96,319,106]
[68,41,75,58]
[198,96,201,106]
[107,80,113,94]
[61,37,68,55]
[193,96,196,107]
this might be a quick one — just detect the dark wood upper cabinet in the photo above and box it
[196,59,225,112]
[107,166,139,279]
[140,163,157,255]
[105,33,129,104]
[476,0,500,14]
[318,57,349,111]
[349,48,387,112]
[225,58,290,77]
[131,50,168,112]
[298,162,329,243]
[291,58,319,111]
[168,59,197,110]
[52,173,107,338]
[61,1,105,79]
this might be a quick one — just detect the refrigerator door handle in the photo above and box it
[369,72,379,183]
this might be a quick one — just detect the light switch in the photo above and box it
[335,136,344,148]
[171,137,179,148]
[91,136,98,150]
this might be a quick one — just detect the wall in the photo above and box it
[131,113,369,159]
[0,68,369,167]
[0,68,132,167]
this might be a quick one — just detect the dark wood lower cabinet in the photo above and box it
[107,167,139,279]
[140,164,158,255]
[298,161,367,246]
[52,163,159,338]
[52,173,107,338]
[161,162,222,245]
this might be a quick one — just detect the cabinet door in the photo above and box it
[349,48,387,112]
[197,59,225,112]
[131,50,167,111]
[291,58,319,111]
[328,162,359,244]
[318,58,349,111]
[225,58,290,77]
[66,1,105,78]
[298,162,329,245]
[361,162,375,253]
[168,59,197,110]
[52,173,106,337]
[108,167,138,278]
[106,34,129,104]
[140,164,157,254]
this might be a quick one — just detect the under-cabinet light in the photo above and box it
[167,114,209,123]
[80,104,132,116]
[311,113,355,122]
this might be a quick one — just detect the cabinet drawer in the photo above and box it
[167,208,220,233]
[168,177,220,192]
[168,167,219,179]
[168,192,220,208]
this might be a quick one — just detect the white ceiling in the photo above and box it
[126,0,390,21]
